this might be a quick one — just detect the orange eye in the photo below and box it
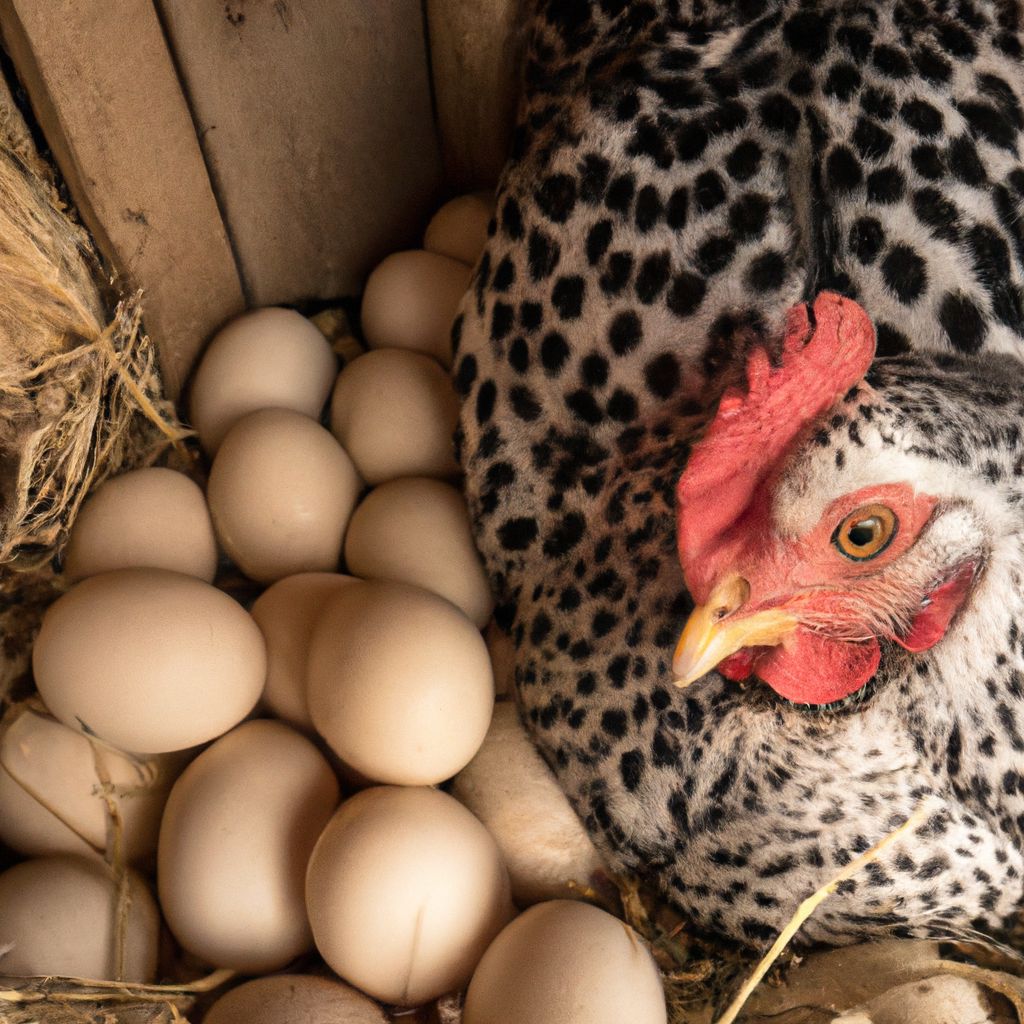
[832,504,898,561]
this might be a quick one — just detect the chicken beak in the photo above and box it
[672,576,799,688]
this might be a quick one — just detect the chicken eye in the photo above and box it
[832,504,898,561]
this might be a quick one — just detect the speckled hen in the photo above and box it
[454,0,1024,945]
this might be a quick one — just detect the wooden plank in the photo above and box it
[156,0,443,307]
[427,0,521,192]
[0,0,246,398]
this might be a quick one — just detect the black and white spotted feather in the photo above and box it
[454,0,1024,945]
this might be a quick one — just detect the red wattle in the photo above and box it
[719,650,755,681]
[752,629,881,705]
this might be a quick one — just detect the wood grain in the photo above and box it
[427,0,522,191]
[157,0,444,308]
[0,0,246,398]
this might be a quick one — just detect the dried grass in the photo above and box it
[0,83,189,721]
[0,167,189,571]
[0,968,232,1024]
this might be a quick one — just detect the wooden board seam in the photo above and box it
[149,0,253,307]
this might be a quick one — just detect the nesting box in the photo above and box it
[0,0,520,396]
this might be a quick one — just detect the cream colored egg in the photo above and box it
[343,477,493,627]
[424,193,493,266]
[64,467,218,583]
[361,250,470,367]
[329,350,459,485]
[33,568,266,753]
[451,704,607,906]
[0,855,159,981]
[158,719,339,973]
[463,901,667,1024]
[307,580,493,785]
[306,786,512,1006]
[190,306,337,455]
[207,408,362,584]
[204,974,388,1024]
[0,705,180,862]
[0,753,95,859]
[251,572,357,730]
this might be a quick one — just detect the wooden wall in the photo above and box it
[0,0,519,398]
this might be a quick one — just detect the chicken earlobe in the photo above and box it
[892,561,978,653]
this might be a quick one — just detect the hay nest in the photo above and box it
[0,970,232,1024]
[0,136,187,571]
[0,81,189,712]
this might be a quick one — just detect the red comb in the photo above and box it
[677,292,876,592]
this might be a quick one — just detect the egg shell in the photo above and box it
[307,579,493,786]
[0,752,95,860]
[305,786,513,1006]
[207,408,362,584]
[423,193,493,266]
[158,719,339,972]
[361,250,470,366]
[329,349,459,485]
[33,568,266,753]
[251,572,358,730]
[63,467,218,583]
[0,706,181,862]
[463,900,667,1024]
[189,306,337,455]
[203,974,388,1024]
[0,855,159,981]
[451,704,607,906]
[838,974,993,1024]
[343,477,493,627]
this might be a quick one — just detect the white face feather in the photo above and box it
[770,402,1014,545]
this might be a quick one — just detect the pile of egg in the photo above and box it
[0,195,669,1024]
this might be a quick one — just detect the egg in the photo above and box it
[329,350,459,485]
[63,467,218,583]
[0,705,180,862]
[307,580,493,785]
[33,568,266,753]
[305,786,512,1006]
[451,704,608,906]
[189,307,337,455]
[463,901,668,1024]
[0,855,159,981]
[343,477,493,627]
[251,572,357,730]
[203,974,388,1024]
[158,719,339,972]
[423,193,493,266]
[361,250,471,366]
[207,408,362,584]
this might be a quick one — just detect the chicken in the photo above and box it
[454,0,1024,945]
